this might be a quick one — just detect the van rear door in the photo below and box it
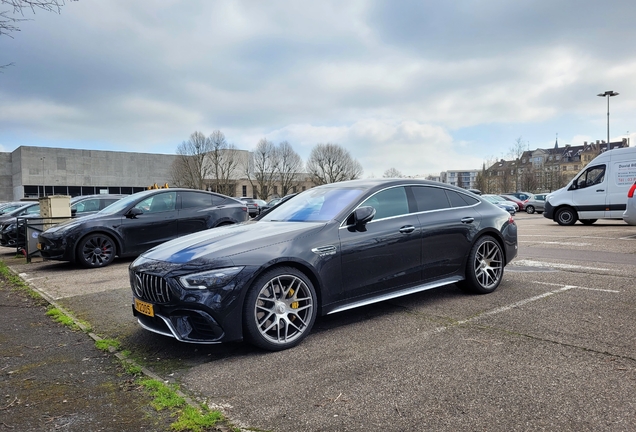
[608,159,636,218]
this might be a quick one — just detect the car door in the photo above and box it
[570,164,607,219]
[119,191,178,255]
[177,191,214,236]
[338,186,421,300]
[412,186,481,282]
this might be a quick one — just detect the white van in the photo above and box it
[544,146,636,225]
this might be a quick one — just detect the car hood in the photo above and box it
[138,220,326,264]
[42,212,106,234]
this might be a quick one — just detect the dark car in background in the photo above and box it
[0,195,126,249]
[0,202,28,215]
[0,203,41,247]
[129,179,518,351]
[38,188,248,268]
[234,197,268,217]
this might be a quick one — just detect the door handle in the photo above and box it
[596,189,605,192]
[461,217,475,224]
[399,225,415,234]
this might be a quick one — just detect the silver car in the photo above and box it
[525,194,546,214]
[623,181,636,225]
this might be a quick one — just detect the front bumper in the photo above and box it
[129,260,252,344]
[543,202,555,219]
[37,234,73,261]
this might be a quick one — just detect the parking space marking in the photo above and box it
[533,280,620,293]
[456,285,575,325]
[511,259,610,272]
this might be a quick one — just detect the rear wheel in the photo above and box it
[556,207,577,226]
[77,233,116,268]
[458,236,504,294]
[526,205,535,214]
[579,219,597,225]
[243,267,317,351]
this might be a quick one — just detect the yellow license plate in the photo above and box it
[134,298,154,317]
[37,243,42,250]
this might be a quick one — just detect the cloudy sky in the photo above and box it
[1,0,635,177]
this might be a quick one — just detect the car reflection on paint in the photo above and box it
[129,179,518,351]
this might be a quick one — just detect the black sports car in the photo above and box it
[38,188,248,268]
[129,179,518,351]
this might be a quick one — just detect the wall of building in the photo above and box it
[1,146,179,201]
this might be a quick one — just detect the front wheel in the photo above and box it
[458,236,504,294]
[243,267,317,351]
[579,219,597,225]
[77,233,116,268]
[525,205,535,214]
[556,207,577,226]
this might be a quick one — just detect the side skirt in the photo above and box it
[326,276,463,315]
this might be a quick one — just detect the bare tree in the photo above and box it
[383,167,403,178]
[171,131,213,190]
[206,130,241,197]
[245,138,278,199]
[2,0,75,68]
[276,141,303,197]
[306,143,363,185]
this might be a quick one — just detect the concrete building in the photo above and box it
[1,146,178,201]
[1,145,315,202]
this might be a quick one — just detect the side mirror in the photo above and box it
[353,206,376,226]
[71,208,77,217]
[126,207,143,219]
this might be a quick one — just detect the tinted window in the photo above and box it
[411,186,450,212]
[445,190,470,208]
[135,192,177,213]
[181,191,212,209]
[458,192,480,206]
[361,187,409,219]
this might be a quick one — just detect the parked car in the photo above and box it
[38,189,248,268]
[234,197,268,217]
[623,181,636,225]
[500,194,526,211]
[467,189,482,195]
[506,192,532,201]
[0,203,40,248]
[495,195,519,211]
[481,195,516,215]
[0,195,127,249]
[129,179,518,351]
[0,202,28,215]
[525,194,547,214]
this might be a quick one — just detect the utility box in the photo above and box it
[39,195,71,230]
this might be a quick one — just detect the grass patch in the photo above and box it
[138,378,227,431]
[95,338,121,352]
[0,261,43,301]
[45,307,80,330]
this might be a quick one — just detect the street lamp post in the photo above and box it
[597,90,619,145]
[40,156,45,197]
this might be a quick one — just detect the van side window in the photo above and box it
[576,165,605,189]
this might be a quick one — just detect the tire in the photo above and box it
[243,266,317,351]
[525,205,535,214]
[77,233,116,268]
[556,207,577,226]
[579,219,597,225]
[458,236,504,294]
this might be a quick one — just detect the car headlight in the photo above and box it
[178,267,244,290]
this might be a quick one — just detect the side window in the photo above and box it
[445,190,472,208]
[74,199,100,213]
[135,192,176,213]
[360,187,409,220]
[26,205,40,215]
[411,186,450,212]
[181,191,213,209]
[576,165,605,189]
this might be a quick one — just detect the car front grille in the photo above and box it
[132,272,172,304]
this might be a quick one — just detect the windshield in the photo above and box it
[261,187,364,222]
[99,192,147,215]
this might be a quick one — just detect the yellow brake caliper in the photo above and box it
[289,288,299,318]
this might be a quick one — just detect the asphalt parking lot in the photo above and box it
[3,214,636,432]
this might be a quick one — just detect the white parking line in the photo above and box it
[511,259,610,272]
